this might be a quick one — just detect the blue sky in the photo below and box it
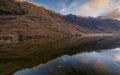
[29,0,73,13]
[27,0,119,20]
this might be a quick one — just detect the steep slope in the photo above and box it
[0,0,120,43]
[63,14,120,33]
[0,0,28,15]
[0,0,86,42]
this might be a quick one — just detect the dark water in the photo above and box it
[13,36,120,75]
[14,48,120,75]
[0,36,120,75]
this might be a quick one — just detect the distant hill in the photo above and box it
[63,14,120,33]
[0,0,120,42]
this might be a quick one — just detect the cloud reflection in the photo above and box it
[14,48,120,75]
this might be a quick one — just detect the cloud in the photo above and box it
[76,0,120,18]
[91,0,110,9]
[103,6,120,20]
[60,0,112,17]
[15,0,30,2]
[60,0,89,14]
[80,0,110,12]
[80,4,92,11]
[61,7,67,13]
[29,0,120,18]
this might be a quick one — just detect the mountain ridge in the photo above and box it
[0,0,119,43]
[63,14,120,33]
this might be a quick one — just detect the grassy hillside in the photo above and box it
[0,0,119,43]
[0,0,85,43]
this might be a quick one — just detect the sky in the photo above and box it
[25,0,120,20]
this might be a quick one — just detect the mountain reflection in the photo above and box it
[14,48,120,75]
[0,36,120,75]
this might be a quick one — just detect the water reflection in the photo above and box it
[0,36,120,75]
[14,48,120,75]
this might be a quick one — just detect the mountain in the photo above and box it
[0,0,120,42]
[63,14,120,33]
[0,0,28,15]
[0,0,84,42]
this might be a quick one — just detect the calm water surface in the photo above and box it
[13,36,120,75]
[14,48,120,75]
[0,36,120,75]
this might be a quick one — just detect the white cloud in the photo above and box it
[103,6,120,20]
[27,0,120,19]
[60,0,88,14]
[80,4,92,11]
[78,0,120,18]
[80,0,110,12]
[61,7,67,13]
[15,0,30,2]
[91,0,110,9]
[59,0,113,17]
